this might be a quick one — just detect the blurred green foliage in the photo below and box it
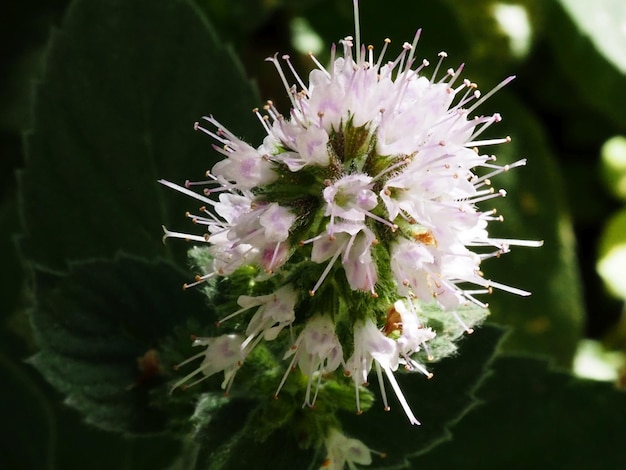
[2,0,626,468]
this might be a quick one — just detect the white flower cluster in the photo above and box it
[161,1,541,458]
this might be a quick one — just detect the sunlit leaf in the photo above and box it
[548,0,626,128]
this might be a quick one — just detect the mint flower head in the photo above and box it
[160,0,541,460]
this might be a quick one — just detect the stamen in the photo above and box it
[158,179,214,205]
[381,363,420,425]
[464,136,511,147]
[486,238,544,248]
[353,0,362,63]
[169,367,206,394]
[253,108,273,134]
[404,29,422,73]
[266,54,299,109]
[182,272,215,290]
[472,158,527,184]
[397,42,412,73]
[371,157,411,182]
[266,242,283,272]
[363,210,397,231]
[430,51,448,83]
[161,226,208,244]
[172,350,205,370]
[306,369,324,408]
[308,52,331,78]
[467,113,503,142]
[375,363,391,411]
[466,75,516,114]
[484,279,532,296]
[466,188,506,205]
[446,62,465,87]
[375,38,391,69]
[452,311,474,334]
[354,380,363,415]
[282,54,308,94]
[216,304,254,326]
[275,348,300,399]
[310,247,343,296]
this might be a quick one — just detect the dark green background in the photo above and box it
[2,0,626,468]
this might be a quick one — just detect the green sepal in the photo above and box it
[419,302,490,362]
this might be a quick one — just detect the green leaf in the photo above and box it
[0,350,54,470]
[29,255,207,434]
[50,410,183,470]
[19,0,262,272]
[0,195,24,328]
[413,355,626,467]
[1,342,183,470]
[548,0,626,128]
[339,325,505,468]
[483,93,584,366]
